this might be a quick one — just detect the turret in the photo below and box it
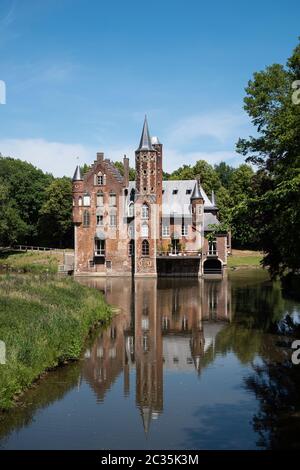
[72,164,84,225]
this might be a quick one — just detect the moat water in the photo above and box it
[1,270,300,450]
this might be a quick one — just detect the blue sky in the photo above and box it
[0,0,299,176]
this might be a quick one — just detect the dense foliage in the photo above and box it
[235,39,300,277]
[0,156,72,248]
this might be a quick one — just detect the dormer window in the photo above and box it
[186,189,192,195]
[173,189,178,195]
[95,171,106,186]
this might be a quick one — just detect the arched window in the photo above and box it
[142,203,149,219]
[83,210,90,227]
[141,222,149,237]
[128,202,134,217]
[96,191,104,206]
[83,193,91,206]
[72,198,75,207]
[142,239,149,256]
[109,191,117,206]
[78,196,82,206]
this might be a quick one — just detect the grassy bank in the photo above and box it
[228,249,263,268]
[0,250,64,274]
[0,274,111,410]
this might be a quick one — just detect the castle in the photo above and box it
[72,117,229,277]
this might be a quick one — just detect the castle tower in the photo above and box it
[190,180,204,276]
[72,165,84,273]
[134,117,159,277]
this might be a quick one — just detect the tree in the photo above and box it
[0,156,53,243]
[168,160,221,195]
[38,177,73,248]
[236,39,300,276]
[229,164,254,206]
[0,180,28,246]
[214,162,235,189]
[114,160,136,181]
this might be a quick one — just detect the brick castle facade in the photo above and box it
[72,117,228,277]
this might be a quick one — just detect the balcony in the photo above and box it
[157,250,201,259]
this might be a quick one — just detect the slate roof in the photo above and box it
[127,180,219,230]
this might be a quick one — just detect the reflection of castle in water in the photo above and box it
[79,276,231,433]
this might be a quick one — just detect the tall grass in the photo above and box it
[0,274,111,410]
[0,251,62,274]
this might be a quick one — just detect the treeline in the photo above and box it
[0,156,73,248]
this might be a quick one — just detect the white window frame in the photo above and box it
[83,194,91,206]
[141,222,149,237]
[142,204,149,220]
[109,192,117,207]
[162,224,170,237]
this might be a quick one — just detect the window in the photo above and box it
[141,222,149,237]
[162,317,170,330]
[142,239,149,256]
[143,333,149,352]
[95,239,105,256]
[83,193,90,206]
[128,223,134,239]
[128,202,134,217]
[128,240,134,256]
[109,192,117,206]
[96,192,104,206]
[186,189,192,195]
[97,214,104,226]
[162,223,170,237]
[172,189,178,195]
[83,210,90,226]
[142,318,149,331]
[78,196,82,206]
[110,213,117,227]
[96,171,105,185]
[142,203,149,219]
[181,223,188,236]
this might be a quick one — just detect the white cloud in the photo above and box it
[167,111,248,145]
[163,148,243,173]
[0,138,96,177]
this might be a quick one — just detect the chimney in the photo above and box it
[97,152,104,162]
[123,154,129,187]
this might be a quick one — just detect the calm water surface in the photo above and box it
[1,270,300,450]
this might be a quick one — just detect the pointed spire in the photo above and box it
[72,164,83,181]
[191,180,203,200]
[137,115,154,151]
[140,406,152,435]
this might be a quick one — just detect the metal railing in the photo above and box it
[11,245,72,254]
[157,250,201,257]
